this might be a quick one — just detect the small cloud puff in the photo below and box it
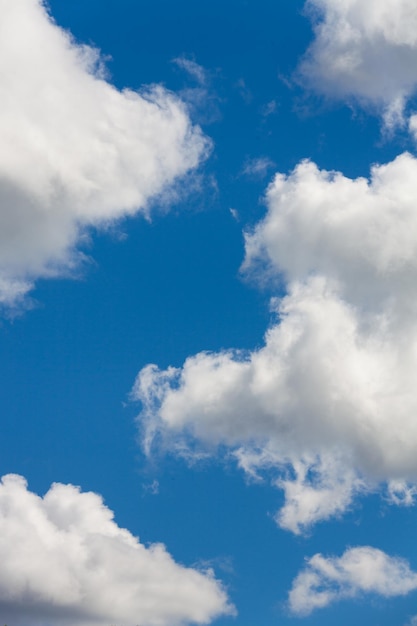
[173,57,208,86]
[289,546,417,615]
[241,157,275,179]
[172,56,222,125]
[260,100,278,118]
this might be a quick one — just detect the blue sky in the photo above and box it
[2,1,417,625]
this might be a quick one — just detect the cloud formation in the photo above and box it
[241,157,276,179]
[135,153,417,533]
[0,0,209,307]
[0,474,232,626]
[289,546,417,615]
[299,0,417,123]
[409,114,417,140]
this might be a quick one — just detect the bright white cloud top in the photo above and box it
[289,546,417,615]
[134,152,417,534]
[0,0,208,307]
[0,474,232,626]
[299,0,417,123]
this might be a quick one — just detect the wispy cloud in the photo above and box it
[173,57,208,85]
[172,56,222,124]
[260,100,278,118]
[241,157,275,179]
[235,78,253,104]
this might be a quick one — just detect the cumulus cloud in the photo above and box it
[289,546,417,615]
[299,0,417,123]
[0,474,233,626]
[134,153,417,533]
[244,153,417,315]
[0,0,209,307]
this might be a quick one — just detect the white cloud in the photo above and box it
[173,57,208,86]
[260,100,277,118]
[299,0,417,123]
[134,153,417,533]
[409,113,417,139]
[0,474,233,626]
[387,480,417,507]
[0,0,209,308]
[241,157,275,179]
[229,208,239,222]
[275,456,364,534]
[289,546,417,615]
[172,57,221,126]
[244,153,417,316]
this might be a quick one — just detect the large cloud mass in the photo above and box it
[135,153,417,534]
[289,546,417,615]
[0,474,232,626]
[299,0,417,123]
[0,0,208,307]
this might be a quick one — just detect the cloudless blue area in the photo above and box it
[1,1,417,625]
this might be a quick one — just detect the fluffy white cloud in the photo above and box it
[0,0,209,307]
[134,153,417,533]
[0,474,233,626]
[299,0,417,123]
[244,153,417,316]
[289,546,417,615]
